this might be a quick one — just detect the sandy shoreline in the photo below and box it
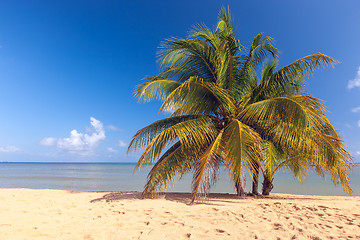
[0,189,359,239]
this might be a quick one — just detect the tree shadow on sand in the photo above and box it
[87,191,339,205]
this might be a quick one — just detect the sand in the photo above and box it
[0,189,359,240]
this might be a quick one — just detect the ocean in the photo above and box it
[0,162,359,196]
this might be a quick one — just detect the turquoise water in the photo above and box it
[0,163,359,196]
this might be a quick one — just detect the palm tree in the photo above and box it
[129,76,264,201]
[132,8,278,196]
[240,59,352,195]
[128,8,352,202]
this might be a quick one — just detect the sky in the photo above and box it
[0,0,359,162]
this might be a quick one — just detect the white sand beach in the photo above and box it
[0,189,359,239]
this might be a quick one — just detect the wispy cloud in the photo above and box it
[118,140,128,148]
[39,137,57,146]
[0,146,20,153]
[358,120,360,127]
[39,117,106,156]
[351,107,360,113]
[347,66,360,89]
[107,147,118,153]
[107,125,121,131]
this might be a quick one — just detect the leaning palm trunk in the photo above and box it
[252,162,260,195]
[235,180,245,196]
[262,174,273,195]
[234,166,246,196]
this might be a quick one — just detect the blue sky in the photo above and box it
[0,0,359,162]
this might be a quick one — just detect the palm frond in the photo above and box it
[240,33,278,73]
[233,33,278,100]
[261,53,338,95]
[160,76,236,115]
[135,78,181,102]
[134,116,217,172]
[127,115,203,154]
[216,7,233,36]
[262,140,283,177]
[239,95,335,146]
[191,130,223,202]
[189,24,220,50]
[143,141,199,197]
[158,38,218,83]
[221,118,263,185]
[241,95,351,194]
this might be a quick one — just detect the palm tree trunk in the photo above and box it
[235,179,245,196]
[252,163,259,195]
[234,166,245,196]
[262,175,273,195]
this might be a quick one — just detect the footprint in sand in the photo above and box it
[307,236,321,240]
[273,223,283,230]
[317,205,329,209]
[174,221,185,226]
[83,234,94,240]
[215,229,230,236]
[113,211,125,214]
[306,207,315,211]
[292,205,301,211]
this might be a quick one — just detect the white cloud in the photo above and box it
[83,117,105,146]
[347,66,360,89]
[351,107,360,113]
[39,137,57,146]
[0,146,20,153]
[118,140,128,148]
[107,147,118,153]
[358,120,360,127]
[356,151,360,156]
[40,117,106,156]
[107,125,121,131]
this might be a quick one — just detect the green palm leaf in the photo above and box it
[160,76,236,115]
[221,118,262,186]
[128,115,203,154]
[260,53,338,95]
[143,141,200,197]
[134,116,217,172]
[135,78,181,102]
[191,130,223,202]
